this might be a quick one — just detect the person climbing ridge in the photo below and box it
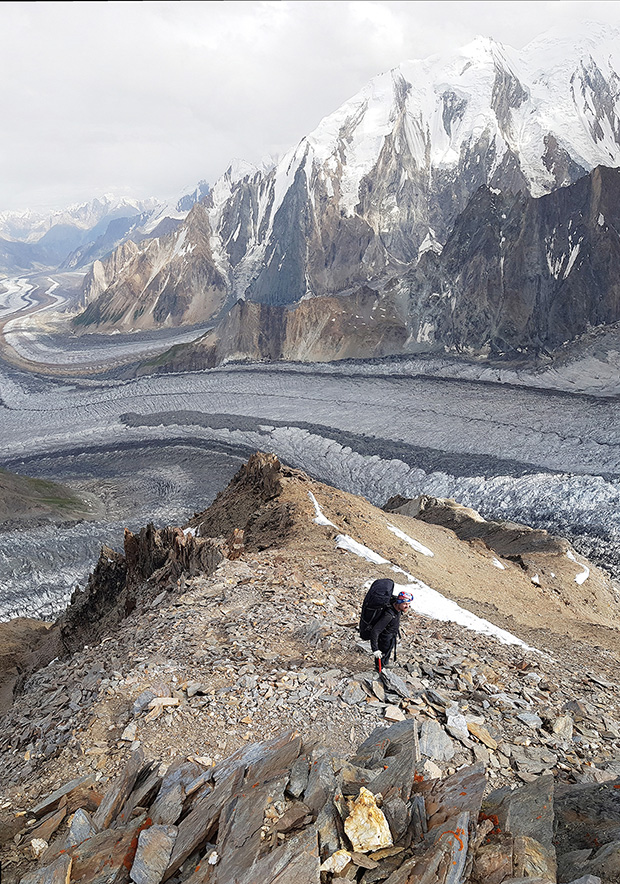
[358,578,414,671]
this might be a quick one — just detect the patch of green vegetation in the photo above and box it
[0,468,97,522]
[73,302,128,327]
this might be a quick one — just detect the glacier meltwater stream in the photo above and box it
[2,274,620,619]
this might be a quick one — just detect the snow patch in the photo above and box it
[416,321,435,344]
[567,549,590,584]
[308,491,337,528]
[310,492,530,648]
[386,523,434,557]
[335,534,390,565]
[563,242,581,278]
[389,566,530,648]
[418,231,443,258]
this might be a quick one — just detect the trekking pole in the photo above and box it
[378,656,382,675]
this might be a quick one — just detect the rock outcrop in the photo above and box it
[384,494,566,559]
[0,524,223,711]
[58,524,224,656]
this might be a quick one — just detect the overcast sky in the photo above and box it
[3,0,620,213]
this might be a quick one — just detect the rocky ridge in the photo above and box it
[1,453,620,883]
[76,204,228,332]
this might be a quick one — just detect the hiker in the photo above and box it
[359,578,413,671]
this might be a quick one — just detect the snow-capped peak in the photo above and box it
[0,194,160,243]
[56,21,620,320]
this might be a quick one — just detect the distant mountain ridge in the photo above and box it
[0,186,210,274]
[0,195,156,244]
[76,22,620,352]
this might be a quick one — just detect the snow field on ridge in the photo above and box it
[309,490,531,649]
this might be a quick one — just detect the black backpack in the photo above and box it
[359,578,395,639]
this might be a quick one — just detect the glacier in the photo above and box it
[2,354,620,621]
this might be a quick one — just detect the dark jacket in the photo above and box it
[369,603,401,656]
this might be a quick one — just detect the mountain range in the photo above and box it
[0,186,210,274]
[71,23,620,365]
[5,23,620,366]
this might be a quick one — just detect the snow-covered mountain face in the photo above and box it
[220,23,620,304]
[79,23,620,336]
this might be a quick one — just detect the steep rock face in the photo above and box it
[139,286,409,371]
[399,163,620,354]
[79,240,140,308]
[80,25,620,334]
[217,31,613,307]
[0,619,60,714]
[139,164,620,367]
[76,203,228,330]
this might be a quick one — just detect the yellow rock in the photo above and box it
[467,721,498,749]
[344,787,393,853]
[319,849,352,874]
[30,837,48,859]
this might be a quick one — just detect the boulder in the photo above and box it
[303,756,337,816]
[130,824,177,884]
[484,775,555,849]
[92,748,145,831]
[381,671,411,699]
[19,854,72,884]
[344,788,393,854]
[555,779,620,857]
[419,719,455,762]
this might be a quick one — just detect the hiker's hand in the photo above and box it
[373,650,382,659]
